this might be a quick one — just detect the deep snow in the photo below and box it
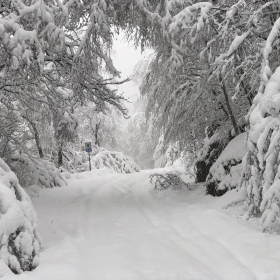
[206,133,247,194]
[2,168,280,280]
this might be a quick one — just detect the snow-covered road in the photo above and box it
[3,169,280,279]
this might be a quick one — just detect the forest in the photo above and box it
[1,0,280,279]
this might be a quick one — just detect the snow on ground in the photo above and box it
[206,133,247,195]
[2,168,280,280]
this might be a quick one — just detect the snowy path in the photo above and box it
[3,170,280,280]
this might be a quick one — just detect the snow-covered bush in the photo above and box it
[150,173,189,190]
[92,151,139,173]
[241,67,280,231]
[61,146,98,173]
[62,150,89,173]
[10,155,66,189]
[0,158,41,275]
[206,133,246,196]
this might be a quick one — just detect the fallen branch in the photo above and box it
[150,173,190,190]
[223,199,245,209]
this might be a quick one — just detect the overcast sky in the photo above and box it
[112,34,152,113]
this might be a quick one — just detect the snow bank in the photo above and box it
[242,66,280,231]
[206,133,246,196]
[0,158,41,276]
[61,166,117,181]
[10,155,66,189]
[91,151,139,174]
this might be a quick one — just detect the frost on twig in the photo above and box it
[150,173,189,190]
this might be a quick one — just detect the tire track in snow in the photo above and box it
[129,196,221,279]
[132,194,255,280]
[75,173,256,280]
[13,171,280,280]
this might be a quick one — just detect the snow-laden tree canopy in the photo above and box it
[124,0,280,182]
[4,0,280,276]
[1,0,279,166]
[1,0,280,235]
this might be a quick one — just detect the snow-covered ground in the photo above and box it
[3,168,280,280]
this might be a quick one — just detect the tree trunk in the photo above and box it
[95,129,99,146]
[241,80,253,106]
[195,160,208,183]
[33,125,44,158]
[236,50,253,106]
[219,74,240,136]
[22,116,44,158]
[211,89,229,118]
[58,144,63,167]
[95,121,101,146]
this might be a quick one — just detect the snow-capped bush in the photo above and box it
[206,133,246,196]
[59,143,109,173]
[92,151,139,173]
[241,67,280,231]
[10,155,66,189]
[62,148,94,173]
[62,150,88,173]
[0,158,41,275]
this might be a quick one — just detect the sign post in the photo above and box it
[85,142,92,171]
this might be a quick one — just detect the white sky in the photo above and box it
[112,34,153,113]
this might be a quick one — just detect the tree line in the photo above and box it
[1,0,280,232]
